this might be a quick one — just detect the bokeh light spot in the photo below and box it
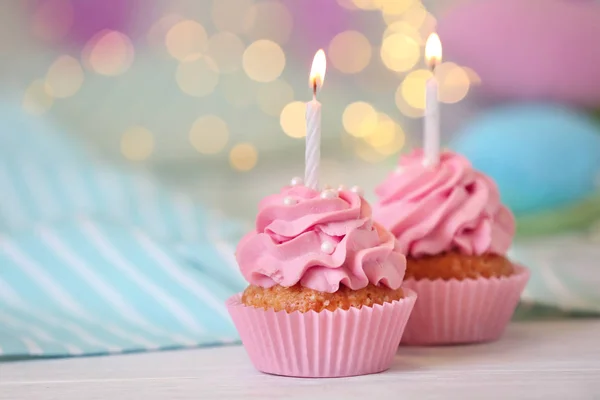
[383,21,422,43]
[462,66,482,85]
[165,20,208,62]
[343,102,378,138]
[176,57,220,97]
[397,3,428,28]
[375,126,406,155]
[280,101,307,138]
[380,32,420,72]
[367,113,406,155]
[354,113,406,161]
[120,126,154,161]
[328,30,372,74]
[45,55,84,98]
[212,0,254,34]
[243,40,286,83]
[436,62,471,104]
[418,12,438,39]
[336,0,358,10]
[147,13,183,49]
[82,30,135,76]
[395,89,424,118]
[400,69,433,109]
[257,79,295,116]
[229,143,258,171]
[31,0,74,43]
[243,1,293,44]
[354,141,386,163]
[351,0,378,10]
[363,113,395,148]
[376,0,414,16]
[22,80,54,116]
[189,115,229,154]
[206,32,245,74]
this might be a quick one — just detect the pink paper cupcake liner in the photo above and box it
[400,265,530,346]
[226,289,417,378]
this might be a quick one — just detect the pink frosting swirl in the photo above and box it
[236,186,406,293]
[373,150,515,257]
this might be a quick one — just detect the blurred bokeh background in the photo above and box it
[2,0,600,316]
[2,0,487,217]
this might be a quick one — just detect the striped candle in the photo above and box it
[305,49,326,190]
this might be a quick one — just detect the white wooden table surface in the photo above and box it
[1,320,599,400]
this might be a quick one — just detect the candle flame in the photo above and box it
[425,33,442,69]
[309,49,327,95]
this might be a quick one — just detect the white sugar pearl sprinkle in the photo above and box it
[290,177,304,186]
[320,241,335,254]
[283,196,297,206]
[337,184,347,191]
[350,185,364,196]
[320,189,338,199]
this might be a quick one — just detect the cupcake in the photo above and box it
[373,150,530,345]
[226,180,417,377]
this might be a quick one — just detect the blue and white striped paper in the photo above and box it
[0,100,246,358]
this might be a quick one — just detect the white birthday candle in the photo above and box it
[424,33,442,167]
[305,49,326,190]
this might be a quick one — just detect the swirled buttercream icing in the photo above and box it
[236,185,406,293]
[373,150,515,257]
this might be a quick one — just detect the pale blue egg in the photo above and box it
[451,103,600,215]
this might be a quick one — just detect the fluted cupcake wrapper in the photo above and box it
[226,289,417,378]
[400,266,530,346]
